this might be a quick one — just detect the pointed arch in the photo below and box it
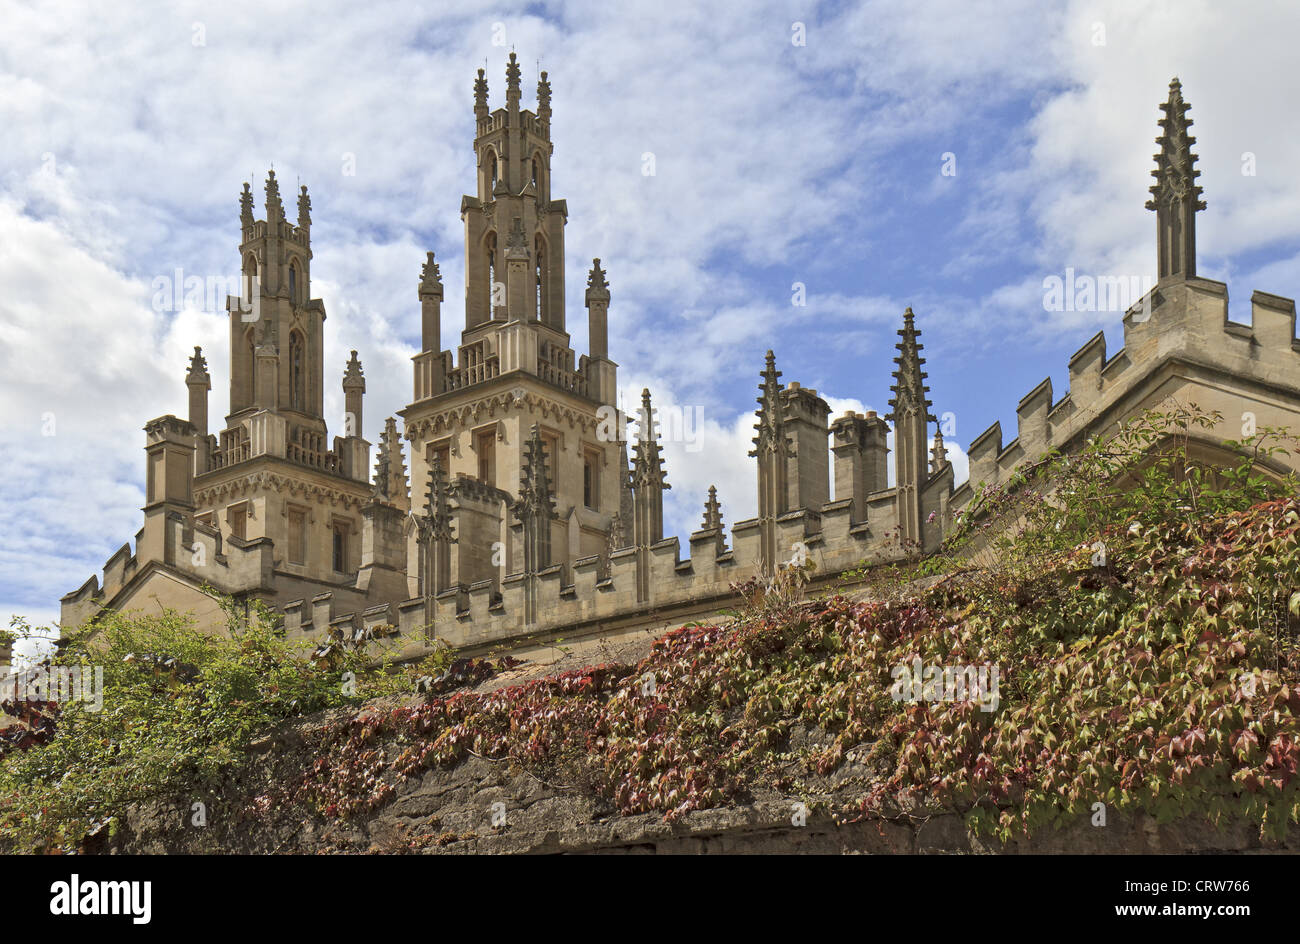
[484,230,500,319]
[289,328,306,410]
[534,232,548,324]
[243,253,258,303]
[288,258,300,304]
[480,147,500,198]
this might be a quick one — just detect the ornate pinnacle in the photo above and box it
[630,389,670,490]
[372,417,408,506]
[886,308,935,423]
[701,485,723,531]
[585,258,610,305]
[750,350,790,459]
[372,447,391,500]
[505,52,521,108]
[473,67,489,118]
[239,182,254,231]
[516,424,556,519]
[930,429,949,475]
[264,169,284,223]
[297,184,312,231]
[186,346,210,387]
[342,350,365,392]
[419,454,454,543]
[537,69,551,121]
[419,251,443,298]
[1146,77,1205,214]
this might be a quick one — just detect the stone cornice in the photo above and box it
[404,380,605,442]
[195,467,371,511]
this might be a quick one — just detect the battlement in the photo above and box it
[954,278,1300,507]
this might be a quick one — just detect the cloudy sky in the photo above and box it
[3,0,1300,643]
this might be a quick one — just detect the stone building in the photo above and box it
[61,71,1300,658]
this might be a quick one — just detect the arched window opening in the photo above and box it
[288,261,298,304]
[485,232,499,319]
[534,236,546,324]
[488,153,498,194]
[243,255,258,303]
[289,330,305,411]
[531,156,539,190]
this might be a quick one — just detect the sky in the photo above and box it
[3,0,1300,651]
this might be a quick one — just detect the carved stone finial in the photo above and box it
[297,184,312,231]
[186,346,210,386]
[537,69,551,121]
[474,67,489,117]
[239,182,254,230]
[342,350,365,391]
[264,169,284,223]
[585,258,610,305]
[930,429,949,475]
[419,251,443,298]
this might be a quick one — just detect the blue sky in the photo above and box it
[4,0,1300,644]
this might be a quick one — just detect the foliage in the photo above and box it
[263,494,1300,842]
[0,597,494,853]
[252,407,1300,845]
[7,404,1300,850]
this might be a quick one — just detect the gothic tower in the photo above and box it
[188,173,373,586]
[401,56,624,594]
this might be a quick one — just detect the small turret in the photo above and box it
[419,251,444,352]
[585,258,610,359]
[342,350,365,437]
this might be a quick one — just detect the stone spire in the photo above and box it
[930,429,949,476]
[886,308,937,551]
[631,389,670,539]
[505,51,522,113]
[297,184,312,233]
[1146,77,1205,281]
[264,169,284,224]
[239,181,254,232]
[750,350,791,571]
